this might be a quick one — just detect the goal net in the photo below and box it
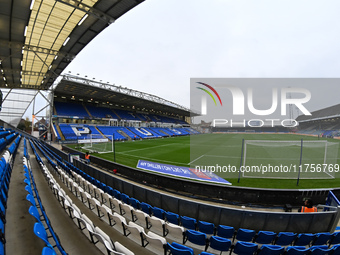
[78,134,114,154]
[242,140,339,179]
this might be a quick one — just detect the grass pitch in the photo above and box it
[69,133,340,189]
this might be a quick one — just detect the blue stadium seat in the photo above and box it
[152,207,165,220]
[274,232,297,246]
[129,198,140,210]
[208,235,231,253]
[33,222,53,248]
[197,221,215,235]
[233,241,258,255]
[294,233,315,247]
[26,194,37,207]
[140,202,152,215]
[258,245,285,255]
[183,230,208,250]
[329,232,340,246]
[309,245,332,255]
[167,242,194,255]
[312,232,332,246]
[41,246,57,255]
[165,211,179,225]
[29,205,42,223]
[286,246,311,255]
[254,231,277,245]
[331,244,340,255]
[216,225,235,239]
[234,228,256,242]
[120,193,129,204]
[180,216,197,230]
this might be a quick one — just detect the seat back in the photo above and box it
[167,242,194,255]
[255,231,277,245]
[165,211,179,225]
[180,216,196,230]
[198,221,215,235]
[258,245,285,255]
[286,246,310,255]
[235,228,256,242]
[233,241,258,255]
[217,225,235,239]
[185,230,207,246]
[209,235,231,252]
[275,232,297,246]
[294,233,315,246]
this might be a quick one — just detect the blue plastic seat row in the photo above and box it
[168,240,340,255]
[24,141,67,255]
[0,133,21,255]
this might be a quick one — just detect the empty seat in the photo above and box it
[309,245,332,255]
[146,215,166,236]
[114,241,135,255]
[183,229,208,250]
[254,231,277,245]
[329,232,340,246]
[165,211,179,225]
[129,198,140,210]
[108,197,122,214]
[234,228,256,243]
[217,225,235,239]
[258,245,285,255]
[294,233,315,247]
[198,221,215,236]
[108,212,126,235]
[312,232,332,246]
[42,246,57,255]
[120,203,135,221]
[142,231,167,255]
[167,242,194,255]
[274,232,297,246]
[133,209,148,228]
[33,222,53,248]
[286,246,310,255]
[152,207,165,220]
[140,202,152,215]
[180,216,197,230]
[165,222,185,243]
[232,241,258,255]
[29,205,42,223]
[206,235,232,254]
[97,204,112,221]
[123,221,144,246]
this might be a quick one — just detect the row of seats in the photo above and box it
[0,134,21,255]
[58,124,198,141]
[30,138,135,255]
[25,139,66,255]
[34,139,340,255]
[167,240,340,255]
[35,139,209,254]
[54,101,188,124]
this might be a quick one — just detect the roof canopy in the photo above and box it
[0,0,144,90]
[54,75,192,118]
[0,0,143,126]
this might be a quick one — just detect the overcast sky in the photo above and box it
[27,0,340,119]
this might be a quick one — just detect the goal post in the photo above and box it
[241,139,338,179]
[78,134,114,154]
